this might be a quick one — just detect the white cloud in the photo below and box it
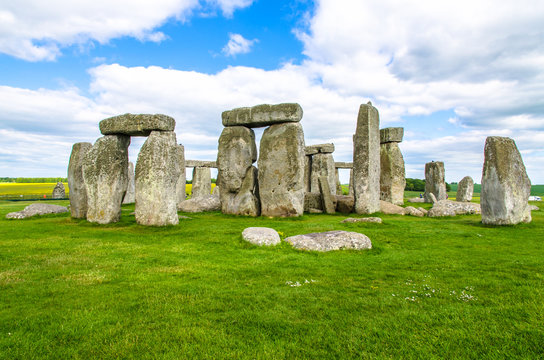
[0,0,254,61]
[222,33,258,57]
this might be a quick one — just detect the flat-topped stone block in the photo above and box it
[99,113,175,136]
[185,160,217,168]
[305,143,335,155]
[222,103,303,128]
[380,127,404,144]
[335,162,353,169]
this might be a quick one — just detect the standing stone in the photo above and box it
[217,126,260,216]
[304,156,312,192]
[311,153,336,195]
[122,162,135,204]
[353,102,380,214]
[349,169,354,196]
[68,142,92,218]
[135,131,180,226]
[319,176,336,214]
[424,161,447,203]
[191,167,211,199]
[335,169,343,195]
[456,176,474,202]
[380,142,405,205]
[481,136,531,225]
[83,135,130,224]
[175,145,186,208]
[258,122,305,217]
[52,182,66,199]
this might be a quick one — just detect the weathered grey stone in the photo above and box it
[424,161,447,203]
[528,205,539,211]
[403,206,424,217]
[135,131,180,226]
[481,136,531,225]
[311,153,336,194]
[258,122,305,217]
[6,203,68,219]
[304,156,312,192]
[52,182,65,199]
[304,192,322,212]
[341,217,382,224]
[242,227,281,246]
[176,145,186,208]
[212,185,220,197]
[222,103,302,128]
[380,142,405,205]
[335,162,353,169]
[83,135,130,224]
[353,102,380,214]
[217,126,259,216]
[456,176,474,202]
[428,193,437,204]
[122,162,135,204]
[285,231,372,252]
[335,169,343,195]
[319,176,336,214]
[427,200,481,217]
[380,127,404,144]
[349,169,354,196]
[380,200,405,215]
[185,160,217,168]
[408,197,425,203]
[68,142,92,218]
[309,208,323,214]
[191,167,212,199]
[418,207,428,215]
[305,143,335,155]
[178,195,221,213]
[336,195,354,214]
[99,113,175,136]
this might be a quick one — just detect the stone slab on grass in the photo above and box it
[6,203,68,219]
[242,227,281,246]
[284,230,372,252]
[341,217,382,224]
[178,196,221,213]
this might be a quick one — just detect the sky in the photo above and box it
[0,0,543,184]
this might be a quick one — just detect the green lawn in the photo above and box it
[0,198,542,359]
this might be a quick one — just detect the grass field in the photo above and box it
[0,196,542,359]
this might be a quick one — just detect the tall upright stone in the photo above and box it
[176,144,186,208]
[122,162,135,204]
[424,161,447,203]
[304,155,312,192]
[83,135,130,224]
[217,126,260,216]
[380,127,405,206]
[68,142,92,218]
[481,136,531,225]
[456,176,474,202]
[191,167,212,198]
[258,122,305,217]
[52,182,66,199]
[135,131,180,226]
[335,169,343,195]
[353,102,380,214]
[311,153,336,195]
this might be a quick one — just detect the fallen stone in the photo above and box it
[424,161,447,202]
[284,230,372,252]
[222,103,302,128]
[122,162,135,204]
[309,208,323,214]
[68,142,92,218]
[179,215,192,220]
[305,143,335,155]
[427,193,437,204]
[408,197,425,203]
[380,200,405,215]
[336,195,354,214]
[178,195,221,213]
[99,113,175,136]
[135,131,180,226]
[380,127,404,144]
[427,200,481,217]
[341,217,382,224]
[403,206,424,217]
[481,136,531,225]
[52,182,65,199]
[6,203,68,219]
[528,205,539,211]
[242,227,281,246]
[83,135,130,224]
[417,207,428,215]
[353,102,380,214]
[258,122,305,217]
[456,176,474,202]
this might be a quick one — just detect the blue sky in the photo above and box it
[1,0,543,183]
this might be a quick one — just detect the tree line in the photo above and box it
[0,177,67,183]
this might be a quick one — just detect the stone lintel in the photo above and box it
[185,160,217,168]
[222,103,302,128]
[99,113,175,136]
[334,162,353,169]
[380,127,404,144]
[305,143,335,155]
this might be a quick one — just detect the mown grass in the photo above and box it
[0,197,542,359]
